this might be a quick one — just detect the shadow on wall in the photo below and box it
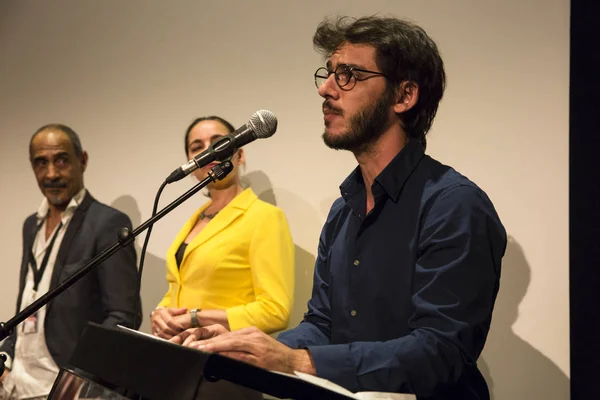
[111,195,168,334]
[480,236,569,400]
[244,170,317,329]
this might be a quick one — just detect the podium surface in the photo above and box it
[55,323,358,400]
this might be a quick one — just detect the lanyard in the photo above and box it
[29,220,64,291]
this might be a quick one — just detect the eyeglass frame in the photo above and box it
[314,64,389,91]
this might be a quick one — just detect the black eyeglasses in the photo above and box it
[314,64,389,90]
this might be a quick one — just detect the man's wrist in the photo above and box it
[290,349,316,375]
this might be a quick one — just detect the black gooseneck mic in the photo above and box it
[165,109,277,184]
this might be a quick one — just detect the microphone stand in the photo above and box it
[0,161,234,376]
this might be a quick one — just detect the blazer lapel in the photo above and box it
[183,188,257,265]
[165,211,200,284]
[49,192,94,289]
[18,216,39,308]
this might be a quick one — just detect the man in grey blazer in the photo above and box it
[0,124,140,400]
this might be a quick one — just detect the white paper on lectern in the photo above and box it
[354,391,416,400]
[117,324,168,342]
[292,371,356,397]
[292,371,416,400]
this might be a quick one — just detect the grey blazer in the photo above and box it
[0,192,141,368]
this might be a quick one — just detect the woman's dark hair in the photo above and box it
[184,116,235,154]
[313,16,446,149]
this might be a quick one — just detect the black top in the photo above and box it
[175,242,188,270]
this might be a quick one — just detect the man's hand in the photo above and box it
[169,324,229,345]
[151,307,189,339]
[184,326,316,375]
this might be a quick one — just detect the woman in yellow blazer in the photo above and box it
[151,116,294,341]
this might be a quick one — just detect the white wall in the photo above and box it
[0,1,569,398]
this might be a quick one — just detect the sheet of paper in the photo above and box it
[293,371,356,398]
[355,391,416,400]
[292,371,416,400]
[117,325,168,342]
[269,370,304,379]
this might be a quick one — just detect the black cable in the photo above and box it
[133,179,167,330]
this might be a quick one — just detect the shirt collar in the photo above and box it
[36,188,87,223]
[339,139,425,205]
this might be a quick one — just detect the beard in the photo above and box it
[42,180,70,206]
[322,90,394,154]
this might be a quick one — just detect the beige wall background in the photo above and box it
[0,1,569,398]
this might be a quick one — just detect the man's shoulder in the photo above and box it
[23,212,38,225]
[320,196,351,239]
[324,196,348,220]
[418,155,487,199]
[21,212,38,236]
[418,155,501,224]
[85,195,132,224]
[331,195,347,212]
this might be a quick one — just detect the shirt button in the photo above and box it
[353,259,360,266]
[350,310,357,317]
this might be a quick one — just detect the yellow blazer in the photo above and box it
[158,188,294,333]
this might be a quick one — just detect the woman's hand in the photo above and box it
[169,324,230,345]
[151,307,190,339]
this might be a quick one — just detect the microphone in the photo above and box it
[166,110,277,184]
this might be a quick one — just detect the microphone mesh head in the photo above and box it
[249,110,278,138]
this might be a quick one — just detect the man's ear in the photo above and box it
[393,81,419,114]
[80,151,89,173]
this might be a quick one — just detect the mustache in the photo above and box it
[322,101,343,115]
[43,180,67,189]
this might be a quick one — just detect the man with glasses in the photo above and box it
[174,16,506,399]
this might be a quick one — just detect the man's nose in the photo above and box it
[318,74,339,99]
[46,163,60,180]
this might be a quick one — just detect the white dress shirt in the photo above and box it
[2,189,86,400]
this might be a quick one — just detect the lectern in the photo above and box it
[48,323,354,400]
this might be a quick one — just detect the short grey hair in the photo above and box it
[30,123,84,158]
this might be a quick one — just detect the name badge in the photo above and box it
[22,313,38,334]
[21,291,39,334]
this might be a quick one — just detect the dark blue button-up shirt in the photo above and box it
[278,140,506,399]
